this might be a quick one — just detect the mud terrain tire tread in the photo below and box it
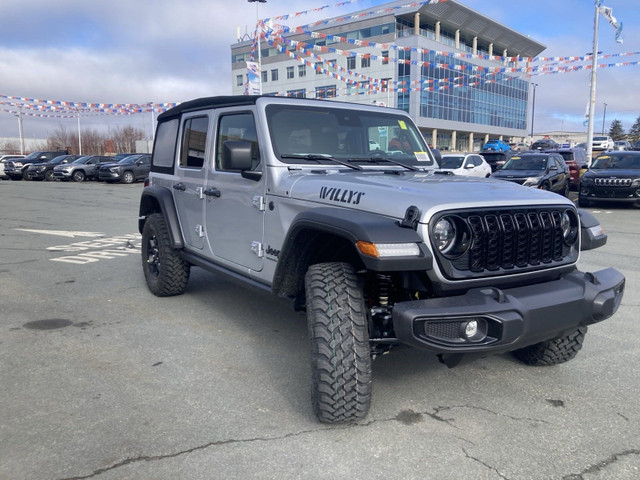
[142,213,190,297]
[513,327,587,366]
[305,262,372,423]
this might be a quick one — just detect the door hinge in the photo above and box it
[195,225,205,238]
[252,195,266,211]
[251,241,264,258]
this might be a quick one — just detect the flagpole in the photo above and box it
[586,1,600,165]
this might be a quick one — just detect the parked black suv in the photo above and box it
[547,148,588,190]
[491,151,571,196]
[98,154,151,183]
[4,150,68,180]
[24,154,82,181]
[481,150,514,172]
[579,151,640,207]
[531,138,559,150]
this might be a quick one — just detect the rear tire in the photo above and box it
[141,213,190,296]
[513,327,587,366]
[305,262,372,423]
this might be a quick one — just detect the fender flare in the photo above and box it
[578,209,607,251]
[139,186,184,248]
[272,207,432,296]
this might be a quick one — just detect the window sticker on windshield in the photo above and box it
[598,155,611,160]
[512,156,521,160]
[398,120,407,130]
[414,152,430,162]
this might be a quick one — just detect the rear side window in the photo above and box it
[180,116,209,169]
[152,118,179,173]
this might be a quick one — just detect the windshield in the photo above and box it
[593,137,608,141]
[118,156,137,164]
[266,104,435,168]
[440,156,464,169]
[591,154,640,169]
[24,152,42,159]
[72,156,91,164]
[502,155,547,171]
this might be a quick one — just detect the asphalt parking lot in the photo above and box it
[1,180,638,480]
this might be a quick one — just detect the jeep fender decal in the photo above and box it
[319,186,365,205]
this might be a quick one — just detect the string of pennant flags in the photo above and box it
[2,0,632,120]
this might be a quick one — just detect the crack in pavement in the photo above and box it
[561,449,640,480]
[54,423,359,480]
[463,448,510,480]
[53,405,548,480]
[425,404,549,428]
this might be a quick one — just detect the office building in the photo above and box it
[231,0,545,151]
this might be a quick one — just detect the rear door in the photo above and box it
[172,113,212,251]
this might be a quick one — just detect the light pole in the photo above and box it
[602,102,607,135]
[15,109,25,155]
[530,83,538,144]
[248,0,266,94]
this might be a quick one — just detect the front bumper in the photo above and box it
[98,171,121,180]
[392,268,624,355]
[53,171,73,179]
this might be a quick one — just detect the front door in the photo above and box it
[172,114,211,251]
[203,110,265,272]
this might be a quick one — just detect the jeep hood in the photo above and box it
[277,170,572,223]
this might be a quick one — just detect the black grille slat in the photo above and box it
[500,214,516,269]
[540,212,553,263]
[485,215,501,270]
[551,211,564,261]
[468,216,485,273]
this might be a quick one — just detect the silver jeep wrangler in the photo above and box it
[139,96,625,423]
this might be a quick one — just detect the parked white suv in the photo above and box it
[592,136,614,151]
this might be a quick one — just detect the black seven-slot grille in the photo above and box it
[433,207,577,280]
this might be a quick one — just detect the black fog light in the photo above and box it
[460,318,488,342]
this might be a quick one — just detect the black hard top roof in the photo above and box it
[158,96,262,121]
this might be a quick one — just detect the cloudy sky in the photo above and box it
[0,0,638,142]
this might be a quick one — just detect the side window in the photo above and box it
[152,118,179,172]
[216,113,261,172]
[180,116,209,169]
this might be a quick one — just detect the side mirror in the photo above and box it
[221,140,262,181]
[578,209,607,250]
[221,140,252,171]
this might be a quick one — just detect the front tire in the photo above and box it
[72,170,85,182]
[512,327,587,366]
[122,171,135,184]
[44,169,55,181]
[305,262,372,423]
[141,213,190,297]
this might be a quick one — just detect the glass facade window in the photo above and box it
[315,61,323,74]
[271,69,278,81]
[397,49,411,112]
[316,85,337,99]
[418,51,528,129]
[298,64,306,77]
[261,71,268,83]
[286,66,294,79]
[347,56,356,70]
[287,89,306,98]
[361,56,371,68]
[236,75,243,87]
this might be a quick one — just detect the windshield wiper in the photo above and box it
[280,153,362,170]
[349,155,421,171]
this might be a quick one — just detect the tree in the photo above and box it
[608,119,625,140]
[628,116,640,142]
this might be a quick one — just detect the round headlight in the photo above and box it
[561,210,579,245]
[433,218,455,252]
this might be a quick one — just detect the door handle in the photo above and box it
[173,183,186,191]
[203,187,221,198]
